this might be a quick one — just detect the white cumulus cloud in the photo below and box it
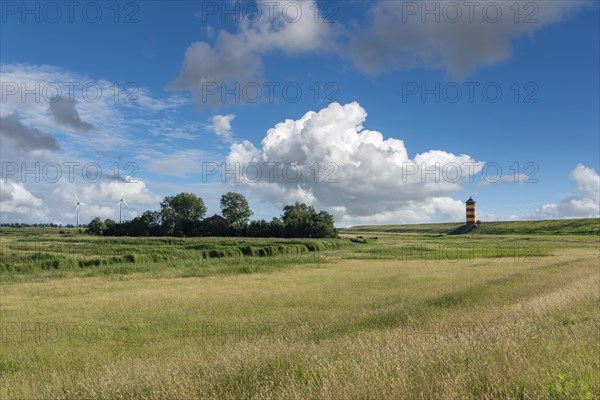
[532,164,600,219]
[51,177,162,223]
[227,101,483,225]
[0,180,50,222]
[0,175,162,225]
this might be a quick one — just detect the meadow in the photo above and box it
[1,221,598,399]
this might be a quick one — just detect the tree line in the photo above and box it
[0,223,69,228]
[87,192,337,238]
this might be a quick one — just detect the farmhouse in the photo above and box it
[205,214,228,225]
[202,214,229,236]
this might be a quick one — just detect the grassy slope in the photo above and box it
[344,218,600,236]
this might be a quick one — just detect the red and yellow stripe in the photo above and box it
[466,203,476,225]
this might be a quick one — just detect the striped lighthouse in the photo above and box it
[466,197,476,225]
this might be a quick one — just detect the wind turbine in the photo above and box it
[116,194,129,224]
[75,194,86,228]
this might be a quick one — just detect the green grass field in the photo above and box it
[1,223,599,399]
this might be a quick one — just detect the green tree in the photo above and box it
[281,202,336,238]
[220,192,253,230]
[269,217,285,237]
[247,219,269,237]
[103,218,117,236]
[160,193,207,236]
[312,211,337,238]
[282,202,316,238]
[86,217,107,236]
[127,211,161,236]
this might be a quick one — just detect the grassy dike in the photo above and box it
[344,218,600,236]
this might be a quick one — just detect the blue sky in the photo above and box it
[1,0,599,226]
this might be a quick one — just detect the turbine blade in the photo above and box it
[75,205,79,212]
[116,201,122,207]
[79,202,86,206]
[122,199,129,207]
[75,193,79,202]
